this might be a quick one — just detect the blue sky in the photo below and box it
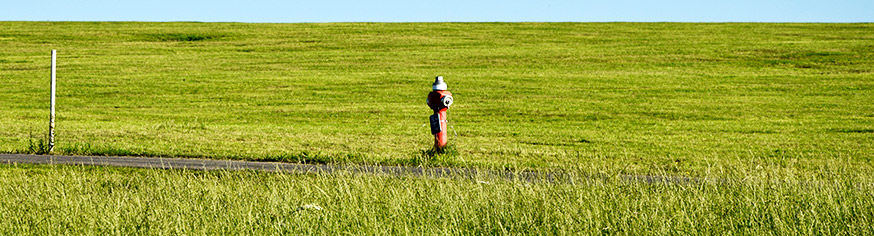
[2,0,872,23]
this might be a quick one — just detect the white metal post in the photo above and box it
[49,50,56,153]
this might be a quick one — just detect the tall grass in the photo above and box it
[0,163,871,234]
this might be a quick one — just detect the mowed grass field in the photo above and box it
[1,22,874,234]
[1,22,873,171]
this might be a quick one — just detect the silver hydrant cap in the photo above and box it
[432,76,447,91]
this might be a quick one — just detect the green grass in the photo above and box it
[1,22,873,172]
[0,163,871,235]
[2,21,872,234]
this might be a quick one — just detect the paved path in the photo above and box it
[0,153,483,177]
[0,153,703,184]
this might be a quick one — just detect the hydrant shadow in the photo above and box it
[411,145,461,166]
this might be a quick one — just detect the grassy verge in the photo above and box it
[1,22,872,171]
[1,163,872,234]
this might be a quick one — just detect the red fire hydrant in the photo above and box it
[427,76,453,149]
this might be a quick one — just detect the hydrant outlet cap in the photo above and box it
[432,76,448,91]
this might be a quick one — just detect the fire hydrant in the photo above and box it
[427,76,454,149]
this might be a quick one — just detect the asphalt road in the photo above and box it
[0,153,479,178]
[0,153,703,184]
